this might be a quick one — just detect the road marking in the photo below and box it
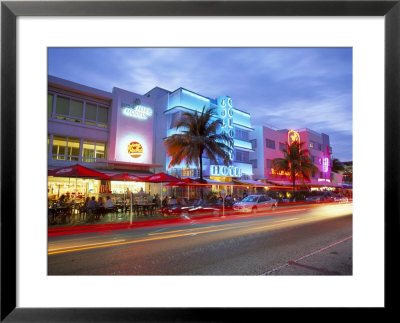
[274,218,299,223]
[48,239,126,252]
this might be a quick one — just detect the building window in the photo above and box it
[48,94,54,118]
[50,93,109,129]
[52,135,67,160]
[250,139,257,149]
[309,141,314,149]
[54,96,84,123]
[320,172,323,178]
[250,159,257,168]
[318,143,322,151]
[82,140,107,162]
[265,139,275,149]
[235,128,249,141]
[279,142,286,151]
[310,155,315,163]
[66,137,80,161]
[170,112,182,129]
[85,103,108,128]
[235,149,249,163]
[51,136,81,161]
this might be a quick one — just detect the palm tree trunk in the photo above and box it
[199,148,204,199]
[292,168,296,200]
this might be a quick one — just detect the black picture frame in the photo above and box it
[1,0,399,321]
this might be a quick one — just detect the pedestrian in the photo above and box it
[162,196,169,207]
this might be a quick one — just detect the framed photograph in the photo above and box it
[2,0,399,321]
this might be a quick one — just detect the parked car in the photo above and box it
[333,194,349,203]
[159,199,233,218]
[305,195,324,203]
[233,194,277,214]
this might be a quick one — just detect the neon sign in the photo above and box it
[323,157,329,172]
[219,96,234,160]
[122,103,153,120]
[127,141,144,158]
[210,165,242,177]
[288,130,300,145]
[271,168,291,176]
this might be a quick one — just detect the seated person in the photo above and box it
[87,196,99,209]
[105,196,114,208]
[98,196,105,207]
[169,196,177,205]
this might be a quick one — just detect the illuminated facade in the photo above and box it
[48,76,254,184]
[147,87,254,180]
[48,75,340,191]
[249,126,338,186]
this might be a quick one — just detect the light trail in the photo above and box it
[48,204,352,256]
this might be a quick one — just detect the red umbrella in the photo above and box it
[109,173,142,181]
[48,164,110,179]
[142,172,180,202]
[142,172,180,183]
[48,164,110,199]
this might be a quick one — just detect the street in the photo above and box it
[48,203,352,275]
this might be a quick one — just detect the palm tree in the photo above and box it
[163,106,234,183]
[331,158,345,174]
[272,141,318,194]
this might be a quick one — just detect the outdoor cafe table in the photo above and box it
[132,203,156,216]
[48,206,71,224]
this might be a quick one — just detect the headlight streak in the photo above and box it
[48,204,352,256]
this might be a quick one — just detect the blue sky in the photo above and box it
[48,47,352,161]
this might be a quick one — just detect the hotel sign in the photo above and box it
[210,165,242,177]
[122,101,153,120]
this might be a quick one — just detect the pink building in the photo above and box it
[250,126,342,188]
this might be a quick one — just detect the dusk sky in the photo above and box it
[48,47,352,161]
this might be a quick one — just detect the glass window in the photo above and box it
[85,103,97,121]
[70,100,83,118]
[82,140,95,162]
[250,139,257,149]
[265,139,275,149]
[235,150,249,163]
[67,137,80,161]
[52,135,67,160]
[95,142,106,160]
[48,94,54,118]
[279,142,286,151]
[250,159,257,168]
[97,107,108,124]
[55,96,69,116]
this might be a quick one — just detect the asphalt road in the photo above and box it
[48,203,353,275]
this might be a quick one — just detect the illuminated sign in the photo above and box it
[219,96,234,160]
[288,130,300,145]
[318,178,331,182]
[323,157,329,172]
[271,168,291,176]
[127,141,144,158]
[271,168,301,177]
[210,165,242,177]
[122,103,153,120]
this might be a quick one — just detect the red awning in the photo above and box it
[142,172,180,183]
[48,164,110,179]
[108,173,142,181]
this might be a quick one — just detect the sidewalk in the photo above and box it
[48,211,212,236]
[264,236,353,275]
